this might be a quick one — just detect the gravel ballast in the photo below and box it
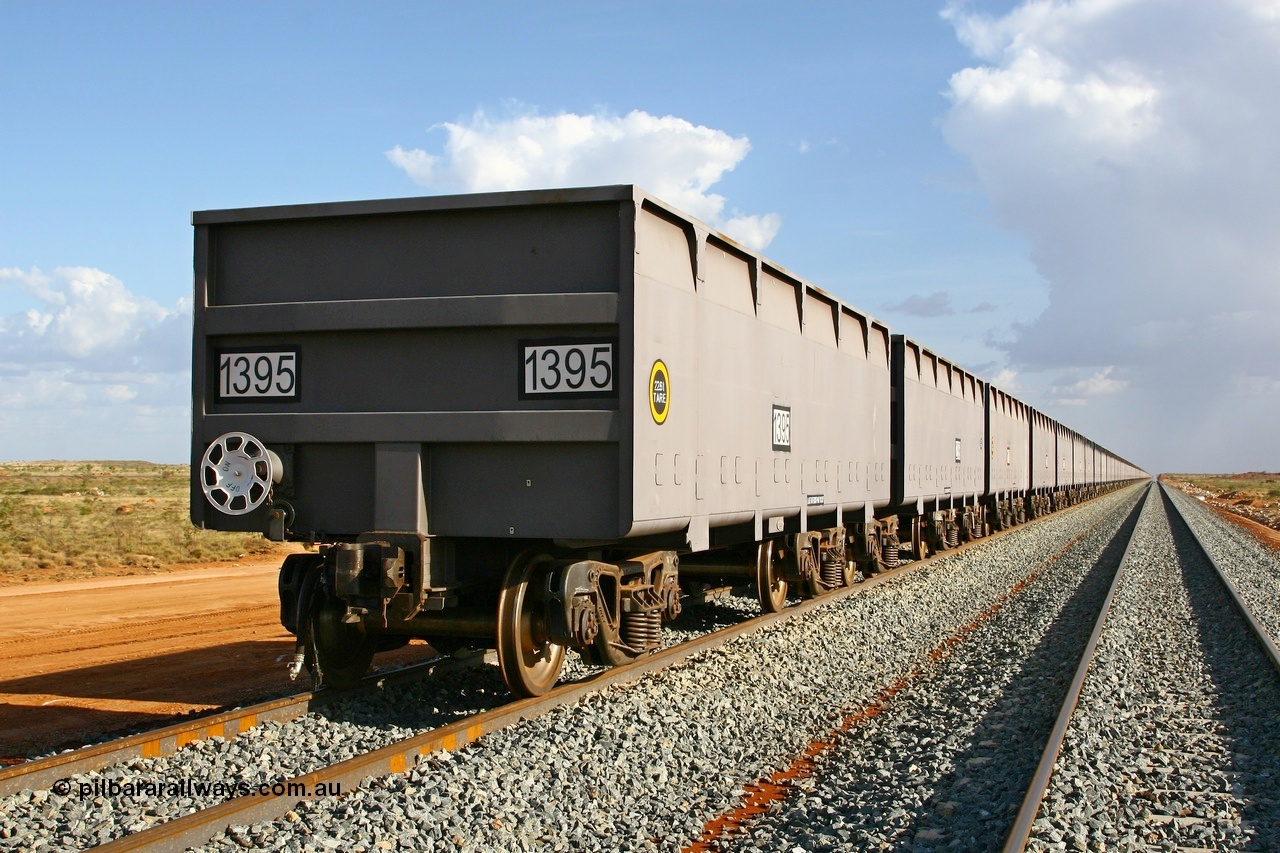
[1163,482,1280,652]
[0,486,1146,852]
[0,593,765,850]
[1026,484,1280,850]
[720,487,1147,851]
[188,487,1140,853]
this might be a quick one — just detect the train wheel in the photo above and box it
[756,539,787,612]
[307,586,375,689]
[497,553,566,698]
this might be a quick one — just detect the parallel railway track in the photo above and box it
[687,484,1148,852]
[1,491,1122,852]
[1005,482,1280,851]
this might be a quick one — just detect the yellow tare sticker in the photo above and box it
[649,360,670,425]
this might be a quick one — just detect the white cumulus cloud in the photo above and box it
[942,0,1280,468]
[1050,365,1128,406]
[388,107,781,250]
[0,267,190,422]
[105,384,138,403]
[0,267,181,361]
[989,368,1020,392]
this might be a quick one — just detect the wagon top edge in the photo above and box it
[191,184,644,226]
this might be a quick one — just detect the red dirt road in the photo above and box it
[1212,505,1280,551]
[0,560,438,761]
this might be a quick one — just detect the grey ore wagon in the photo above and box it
[191,185,892,696]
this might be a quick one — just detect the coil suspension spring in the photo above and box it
[620,609,661,652]
[880,536,899,569]
[820,551,844,588]
[946,524,960,549]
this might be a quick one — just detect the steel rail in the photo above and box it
[90,562,929,853]
[1005,479,1280,851]
[4,486,1104,796]
[0,585,759,797]
[1,482,1133,850]
[1160,481,1280,675]
[1003,482,1152,852]
[0,584,740,796]
[0,589,788,799]
[0,654,475,798]
[90,484,1142,853]
[688,484,1149,853]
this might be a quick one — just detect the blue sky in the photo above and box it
[2,1,1277,473]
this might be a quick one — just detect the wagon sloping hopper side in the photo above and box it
[888,335,986,558]
[191,185,891,696]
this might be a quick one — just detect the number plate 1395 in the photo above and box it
[520,340,616,398]
[215,349,300,401]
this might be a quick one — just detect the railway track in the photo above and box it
[2,582,843,850]
[683,483,1150,851]
[706,481,1280,851]
[3,586,799,851]
[54,597,857,853]
[1006,482,1280,850]
[0,654,475,798]
[0,490,1138,852]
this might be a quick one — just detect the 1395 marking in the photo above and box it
[520,340,615,397]
[216,350,299,401]
[772,405,792,452]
